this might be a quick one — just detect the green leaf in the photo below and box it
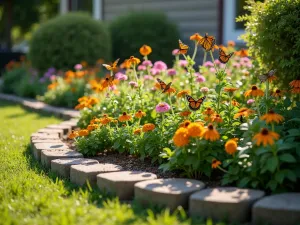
[266,156,278,173]
[287,129,300,137]
[238,177,251,187]
[286,118,300,123]
[267,180,278,191]
[275,171,285,184]
[251,180,259,188]
[279,154,296,163]
[278,143,296,151]
[286,170,297,182]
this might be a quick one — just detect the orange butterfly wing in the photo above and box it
[162,82,172,93]
[219,49,234,63]
[186,95,206,111]
[102,64,112,70]
[199,33,215,51]
[156,78,167,90]
[178,39,189,55]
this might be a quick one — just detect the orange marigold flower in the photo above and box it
[180,111,191,117]
[234,107,255,119]
[100,115,113,125]
[75,71,86,78]
[244,85,264,97]
[119,112,132,122]
[253,128,279,146]
[173,127,189,147]
[201,124,220,142]
[78,129,89,137]
[291,87,300,94]
[260,110,284,124]
[135,110,146,118]
[227,40,235,47]
[177,90,190,98]
[68,130,79,139]
[212,159,221,169]
[224,87,238,93]
[165,87,176,94]
[211,114,223,123]
[236,48,248,57]
[139,45,152,56]
[65,70,75,79]
[120,59,131,69]
[190,33,203,43]
[289,79,300,88]
[48,82,58,90]
[142,123,155,132]
[128,56,141,66]
[225,138,238,155]
[187,123,204,137]
[133,128,142,135]
[179,120,191,128]
[203,107,215,115]
[87,124,95,131]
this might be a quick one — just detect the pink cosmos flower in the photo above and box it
[129,81,138,88]
[155,102,171,113]
[115,72,128,80]
[179,60,188,67]
[153,61,167,71]
[214,59,221,65]
[240,57,250,63]
[144,75,153,80]
[200,87,209,93]
[74,64,82,70]
[150,68,160,76]
[142,60,153,67]
[167,68,176,76]
[247,99,255,105]
[108,85,117,91]
[172,49,180,55]
[196,75,206,83]
[138,65,147,71]
[233,62,241,68]
[150,87,157,92]
[209,67,216,73]
[203,61,214,67]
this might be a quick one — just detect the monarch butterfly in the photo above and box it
[219,48,234,64]
[178,39,189,55]
[186,95,206,111]
[102,58,120,71]
[258,69,277,83]
[104,74,114,87]
[198,33,215,51]
[156,78,172,93]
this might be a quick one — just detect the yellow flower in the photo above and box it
[128,56,141,66]
[190,33,203,43]
[234,107,255,119]
[187,123,203,137]
[179,111,191,117]
[211,159,221,169]
[133,128,142,135]
[201,124,220,142]
[118,112,132,122]
[78,129,89,137]
[225,138,238,155]
[289,79,300,88]
[68,130,78,139]
[173,127,189,147]
[142,123,155,132]
[135,110,146,119]
[244,85,264,97]
[203,107,215,115]
[211,114,223,123]
[139,45,152,56]
[260,110,284,124]
[253,128,280,146]
[177,90,190,98]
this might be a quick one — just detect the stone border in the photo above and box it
[2,93,299,225]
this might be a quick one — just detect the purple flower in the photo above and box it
[200,87,209,93]
[153,61,167,71]
[195,75,206,83]
[144,75,153,80]
[172,49,180,55]
[167,68,176,76]
[74,64,82,70]
[115,72,128,80]
[179,60,188,67]
[247,99,255,105]
[47,67,56,74]
[129,81,138,88]
[137,65,147,71]
[142,60,153,67]
[203,61,214,67]
[150,68,160,76]
[39,77,46,83]
[155,102,171,113]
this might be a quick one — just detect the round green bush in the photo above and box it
[239,0,300,88]
[29,12,111,72]
[110,11,180,65]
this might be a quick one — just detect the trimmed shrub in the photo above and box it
[238,0,300,87]
[110,11,180,65]
[29,12,111,72]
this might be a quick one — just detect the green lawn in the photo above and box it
[0,100,231,225]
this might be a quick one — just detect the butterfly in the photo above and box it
[186,95,206,111]
[198,33,215,51]
[178,39,189,55]
[156,78,172,93]
[102,58,120,72]
[104,74,114,87]
[219,48,234,64]
[258,69,277,83]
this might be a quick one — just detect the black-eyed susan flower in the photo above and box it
[244,85,264,97]
[201,123,220,142]
[142,123,155,132]
[179,120,191,128]
[211,114,223,123]
[289,79,300,88]
[291,87,300,94]
[173,127,189,147]
[203,107,215,115]
[119,112,132,122]
[225,138,238,155]
[187,123,204,137]
[271,89,284,97]
[211,159,221,169]
[135,110,146,118]
[260,110,284,124]
[139,45,152,56]
[224,87,238,93]
[253,128,279,146]
[179,111,191,117]
[234,107,255,119]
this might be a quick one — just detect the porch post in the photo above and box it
[60,0,68,14]
[93,0,103,20]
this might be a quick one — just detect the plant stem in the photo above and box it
[228,96,233,125]
[265,80,269,113]
[255,97,261,117]
[217,166,228,173]
[133,65,138,82]
[202,51,207,65]
[192,42,198,61]
[209,50,218,72]
[168,95,175,116]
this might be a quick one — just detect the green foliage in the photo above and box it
[110,11,179,65]
[29,12,111,72]
[238,0,300,87]
[1,67,26,94]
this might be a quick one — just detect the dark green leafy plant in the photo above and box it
[238,0,300,88]
[29,12,111,72]
[110,11,180,65]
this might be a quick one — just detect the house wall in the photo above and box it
[103,0,219,44]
